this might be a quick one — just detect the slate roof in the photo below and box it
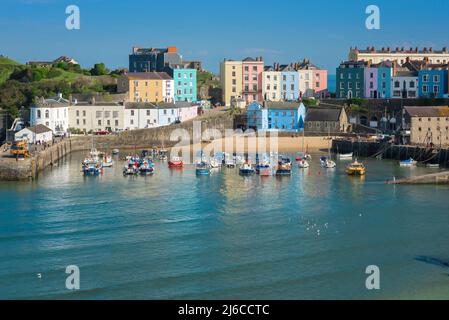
[125,72,172,80]
[26,124,52,134]
[265,101,301,110]
[124,101,194,110]
[305,107,343,122]
[404,106,449,118]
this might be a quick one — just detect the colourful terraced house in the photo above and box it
[247,101,306,132]
[418,65,449,98]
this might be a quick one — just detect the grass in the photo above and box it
[0,56,20,84]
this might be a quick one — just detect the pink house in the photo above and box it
[178,103,198,122]
[242,57,264,104]
[312,69,328,97]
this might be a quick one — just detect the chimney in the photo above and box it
[429,47,433,53]
[91,97,96,105]
[395,47,400,52]
[58,92,63,99]
[392,60,398,76]
[423,47,427,53]
[443,47,448,53]
[387,47,391,53]
[415,47,419,53]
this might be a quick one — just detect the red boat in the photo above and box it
[168,156,184,168]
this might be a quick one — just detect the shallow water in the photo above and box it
[0,152,449,299]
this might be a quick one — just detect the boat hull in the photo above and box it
[239,169,255,175]
[196,169,210,176]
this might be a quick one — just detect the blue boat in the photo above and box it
[196,161,211,176]
[82,162,102,176]
[399,158,417,167]
[239,162,255,175]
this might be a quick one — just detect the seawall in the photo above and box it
[332,140,449,168]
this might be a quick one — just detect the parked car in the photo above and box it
[94,131,112,136]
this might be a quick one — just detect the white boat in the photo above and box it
[239,161,255,175]
[89,148,100,161]
[399,158,417,167]
[112,149,119,155]
[209,158,221,169]
[338,152,353,160]
[426,163,440,168]
[102,154,113,167]
[320,156,336,168]
[298,159,310,168]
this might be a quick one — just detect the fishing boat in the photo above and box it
[239,161,255,175]
[168,156,184,168]
[82,160,102,176]
[320,156,336,168]
[276,157,292,176]
[123,161,138,175]
[346,160,366,176]
[139,160,154,175]
[338,152,353,160]
[196,161,211,176]
[399,158,417,167]
[297,158,310,169]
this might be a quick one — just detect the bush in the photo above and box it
[47,68,63,79]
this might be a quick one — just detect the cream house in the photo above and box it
[69,102,125,133]
[220,59,243,106]
[262,67,281,101]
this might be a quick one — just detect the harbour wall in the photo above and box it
[332,140,449,168]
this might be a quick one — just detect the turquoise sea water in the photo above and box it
[1,152,449,299]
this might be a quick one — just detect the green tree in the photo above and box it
[90,63,109,76]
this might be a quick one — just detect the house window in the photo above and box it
[131,110,135,116]
[37,110,41,118]
[83,119,86,125]
[423,74,429,82]
[98,120,101,125]
[76,110,79,117]
[434,75,440,83]
[410,81,415,88]
[422,85,429,93]
[45,110,49,118]
[433,85,440,94]
[146,110,150,116]
[115,120,119,126]
[394,81,400,88]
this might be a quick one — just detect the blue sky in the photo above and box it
[1,0,448,74]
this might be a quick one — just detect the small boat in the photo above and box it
[112,149,119,155]
[346,160,366,176]
[239,161,255,175]
[276,157,292,176]
[234,154,245,165]
[209,158,221,169]
[399,158,417,167]
[123,161,138,175]
[89,148,100,161]
[297,158,310,169]
[426,163,440,168]
[338,152,353,160]
[296,152,312,161]
[139,161,154,175]
[168,156,184,168]
[196,161,211,175]
[320,156,336,168]
[159,149,168,161]
[256,162,272,176]
[102,154,113,167]
[82,160,102,176]
[224,153,236,168]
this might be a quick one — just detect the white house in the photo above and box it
[392,71,419,99]
[15,124,53,144]
[30,94,70,133]
[69,101,125,133]
[124,103,159,130]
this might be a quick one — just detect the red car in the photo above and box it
[95,131,112,136]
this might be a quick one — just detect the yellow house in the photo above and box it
[220,59,243,106]
[117,72,174,103]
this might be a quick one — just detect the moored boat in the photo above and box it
[112,149,119,155]
[426,163,440,168]
[276,157,292,176]
[338,152,353,160]
[297,158,310,169]
[399,158,417,167]
[159,149,168,161]
[346,160,366,176]
[82,160,103,176]
[139,161,155,175]
[123,161,139,175]
[320,156,336,168]
[168,156,184,168]
[256,163,272,176]
[196,161,211,176]
[102,154,113,167]
[239,161,255,175]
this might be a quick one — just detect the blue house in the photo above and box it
[418,66,448,98]
[280,65,300,101]
[164,66,197,102]
[247,101,268,131]
[247,101,305,132]
[375,61,393,98]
